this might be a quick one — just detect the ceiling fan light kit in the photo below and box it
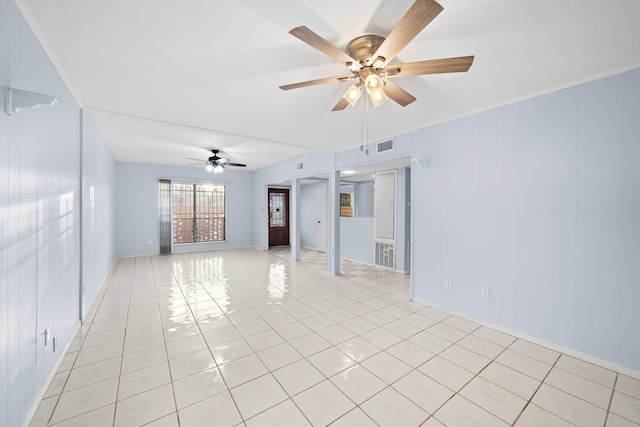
[186,149,247,173]
[280,0,474,111]
[342,83,362,106]
[363,73,387,107]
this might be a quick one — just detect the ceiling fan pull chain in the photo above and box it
[360,89,365,152]
[365,90,370,155]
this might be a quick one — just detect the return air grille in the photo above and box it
[377,139,394,153]
[375,241,395,269]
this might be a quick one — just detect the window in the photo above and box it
[340,192,353,217]
[173,183,226,243]
[269,192,286,227]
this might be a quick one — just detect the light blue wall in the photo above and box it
[354,181,374,217]
[82,111,116,318]
[411,69,640,370]
[340,217,375,265]
[114,162,254,257]
[1,1,109,425]
[1,4,116,426]
[253,69,640,371]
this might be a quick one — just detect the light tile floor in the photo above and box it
[30,247,640,426]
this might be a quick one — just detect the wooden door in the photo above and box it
[268,188,290,246]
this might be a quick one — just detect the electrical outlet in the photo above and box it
[445,278,452,289]
[480,286,490,298]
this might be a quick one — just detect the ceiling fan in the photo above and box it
[187,149,247,173]
[279,0,474,111]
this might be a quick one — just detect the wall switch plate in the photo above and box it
[445,278,452,288]
[480,286,490,298]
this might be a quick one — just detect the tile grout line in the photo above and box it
[109,256,139,427]
[603,373,619,426]
[510,351,563,426]
[153,255,182,427]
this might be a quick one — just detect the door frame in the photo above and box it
[316,182,327,252]
[267,187,290,247]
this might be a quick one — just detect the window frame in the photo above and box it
[340,192,353,217]
[171,181,227,245]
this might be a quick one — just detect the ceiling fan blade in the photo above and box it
[186,157,206,162]
[373,0,443,67]
[332,97,350,111]
[385,55,474,77]
[187,162,207,165]
[280,74,354,91]
[289,26,361,69]
[383,79,416,107]
[225,162,246,167]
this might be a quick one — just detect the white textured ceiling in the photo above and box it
[16,0,640,171]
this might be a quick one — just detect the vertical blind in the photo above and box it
[158,179,172,254]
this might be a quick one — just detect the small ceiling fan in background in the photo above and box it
[280,0,474,111]
[187,149,247,173]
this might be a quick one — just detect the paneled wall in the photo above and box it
[82,111,116,319]
[1,2,116,426]
[0,0,82,424]
[411,69,640,370]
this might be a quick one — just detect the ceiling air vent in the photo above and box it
[377,139,394,153]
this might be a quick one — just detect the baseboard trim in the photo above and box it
[412,297,640,380]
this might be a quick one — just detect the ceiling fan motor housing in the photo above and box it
[347,35,385,67]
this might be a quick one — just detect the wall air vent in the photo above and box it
[297,162,304,170]
[374,241,395,269]
[377,139,394,153]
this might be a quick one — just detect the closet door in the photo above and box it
[374,171,396,241]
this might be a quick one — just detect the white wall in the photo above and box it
[411,69,640,370]
[114,162,254,257]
